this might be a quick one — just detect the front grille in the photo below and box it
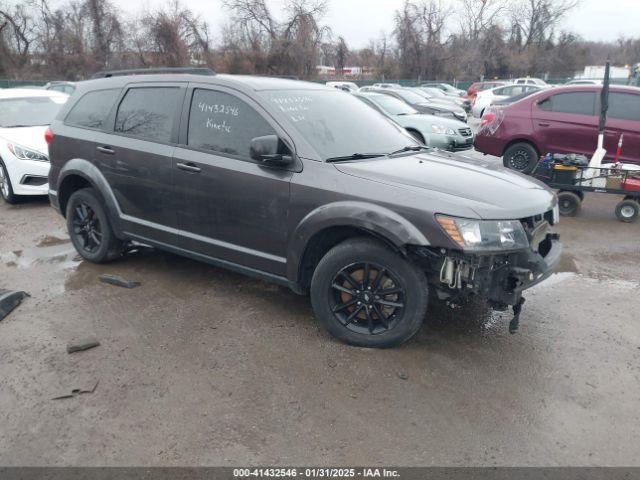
[459,128,473,137]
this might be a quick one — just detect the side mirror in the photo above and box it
[250,135,293,166]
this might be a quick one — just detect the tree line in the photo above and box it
[0,0,638,82]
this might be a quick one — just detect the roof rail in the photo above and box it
[90,67,216,79]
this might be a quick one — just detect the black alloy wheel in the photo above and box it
[329,262,406,335]
[71,202,103,254]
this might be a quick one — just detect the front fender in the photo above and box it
[56,159,124,235]
[287,201,429,282]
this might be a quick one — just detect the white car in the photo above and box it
[472,84,543,118]
[326,81,359,92]
[512,77,548,86]
[0,89,68,203]
[565,79,604,86]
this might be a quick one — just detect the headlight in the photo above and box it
[436,215,529,251]
[431,125,456,135]
[7,143,48,162]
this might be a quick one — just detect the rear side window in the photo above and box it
[187,89,276,159]
[608,92,640,121]
[538,92,596,116]
[65,89,120,129]
[115,87,180,142]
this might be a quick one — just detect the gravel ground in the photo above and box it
[1,156,639,466]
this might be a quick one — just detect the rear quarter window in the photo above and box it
[65,88,120,129]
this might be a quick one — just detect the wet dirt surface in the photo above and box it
[1,188,639,466]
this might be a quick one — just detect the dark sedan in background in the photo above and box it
[370,88,468,122]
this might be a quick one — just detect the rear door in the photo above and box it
[100,83,185,237]
[604,91,640,164]
[532,90,598,157]
[171,84,295,275]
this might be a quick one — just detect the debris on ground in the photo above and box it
[67,337,101,354]
[52,380,99,400]
[397,372,409,380]
[98,274,141,289]
[0,289,30,322]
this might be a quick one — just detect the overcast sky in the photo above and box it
[110,0,640,48]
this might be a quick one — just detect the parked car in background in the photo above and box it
[472,84,544,118]
[354,92,474,150]
[0,89,68,203]
[475,85,640,172]
[372,88,467,122]
[415,87,471,111]
[407,88,469,116]
[512,77,548,86]
[565,79,603,86]
[466,81,507,102]
[421,83,466,97]
[45,81,76,95]
[326,81,359,92]
[48,71,560,348]
[492,89,543,107]
[372,83,402,89]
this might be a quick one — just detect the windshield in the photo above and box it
[262,90,414,160]
[0,96,67,128]
[369,95,418,116]
[425,88,446,97]
[393,90,429,104]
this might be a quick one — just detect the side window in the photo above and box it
[65,88,120,129]
[493,87,507,96]
[115,87,180,142]
[538,92,596,115]
[608,93,640,121]
[187,89,276,159]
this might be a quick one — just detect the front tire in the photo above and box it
[310,238,429,348]
[66,188,122,263]
[0,160,18,204]
[503,142,539,174]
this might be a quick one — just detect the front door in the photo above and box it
[172,85,295,276]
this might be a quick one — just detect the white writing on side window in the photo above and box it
[206,118,232,133]
[198,102,239,116]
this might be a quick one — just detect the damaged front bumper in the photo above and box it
[412,230,562,308]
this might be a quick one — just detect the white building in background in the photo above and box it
[574,65,630,80]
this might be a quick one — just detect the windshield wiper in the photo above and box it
[388,145,431,156]
[326,153,386,163]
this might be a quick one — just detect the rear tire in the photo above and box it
[615,199,639,223]
[66,188,122,263]
[0,160,18,204]
[557,191,581,217]
[503,142,539,174]
[310,238,429,348]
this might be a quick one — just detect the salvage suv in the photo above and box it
[47,70,562,348]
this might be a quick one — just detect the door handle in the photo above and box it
[176,162,201,173]
[96,145,115,155]
[538,122,551,127]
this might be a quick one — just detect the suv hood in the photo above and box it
[0,126,48,156]
[334,151,556,219]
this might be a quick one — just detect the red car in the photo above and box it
[475,85,640,172]
[466,81,507,102]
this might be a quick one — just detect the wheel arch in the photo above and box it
[56,159,123,235]
[287,201,430,293]
[502,138,540,157]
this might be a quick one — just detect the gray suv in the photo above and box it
[47,71,561,348]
